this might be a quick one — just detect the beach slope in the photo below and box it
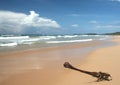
[56,38,120,85]
[0,38,120,85]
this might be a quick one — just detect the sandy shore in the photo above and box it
[55,37,120,85]
[0,38,119,85]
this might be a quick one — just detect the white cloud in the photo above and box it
[69,14,81,17]
[109,0,120,2]
[71,24,79,27]
[89,20,98,24]
[0,10,60,34]
[68,14,91,17]
[96,25,120,28]
[22,11,60,28]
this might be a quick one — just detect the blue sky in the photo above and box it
[0,0,120,35]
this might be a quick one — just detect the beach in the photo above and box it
[55,37,120,85]
[0,37,119,85]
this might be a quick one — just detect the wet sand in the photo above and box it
[0,39,117,85]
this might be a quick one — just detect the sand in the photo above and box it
[0,37,120,85]
[55,37,120,85]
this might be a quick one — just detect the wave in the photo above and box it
[56,35,80,38]
[99,38,107,40]
[0,35,110,47]
[0,42,17,47]
[39,36,56,40]
[46,39,93,44]
[0,36,29,40]
[20,38,40,44]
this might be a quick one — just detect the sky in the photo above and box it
[0,0,120,35]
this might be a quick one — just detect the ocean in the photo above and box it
[0,34,112,53]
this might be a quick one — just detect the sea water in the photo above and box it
[0,34,112,53]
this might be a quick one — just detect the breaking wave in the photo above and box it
[0,35,110,47]
[46,39,93,44]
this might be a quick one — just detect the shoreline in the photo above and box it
[0,39,115,57]
[0,38,117,85]
[0,40,102,57]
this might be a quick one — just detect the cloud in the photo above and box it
[109,0,120,2]
[0,10,60,34]
[22,11,60,28]
[89,20,98,24]
[68,14,90,17]
[96,24,120,28]
[71,24,79,27]
[68,14,81,17]
[95,20,120,29]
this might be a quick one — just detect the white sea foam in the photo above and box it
[0,42,17,47]
[99,38,107,40]
[39,36,56,40]
[56,35,79,38]
[20,39,39,45]
[63,35,78,38]
[0,36,29,40]
[46,39,93,44]
[0,35,110,47]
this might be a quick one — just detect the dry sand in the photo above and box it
[0,38,120,85]
[55,37,120,85]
